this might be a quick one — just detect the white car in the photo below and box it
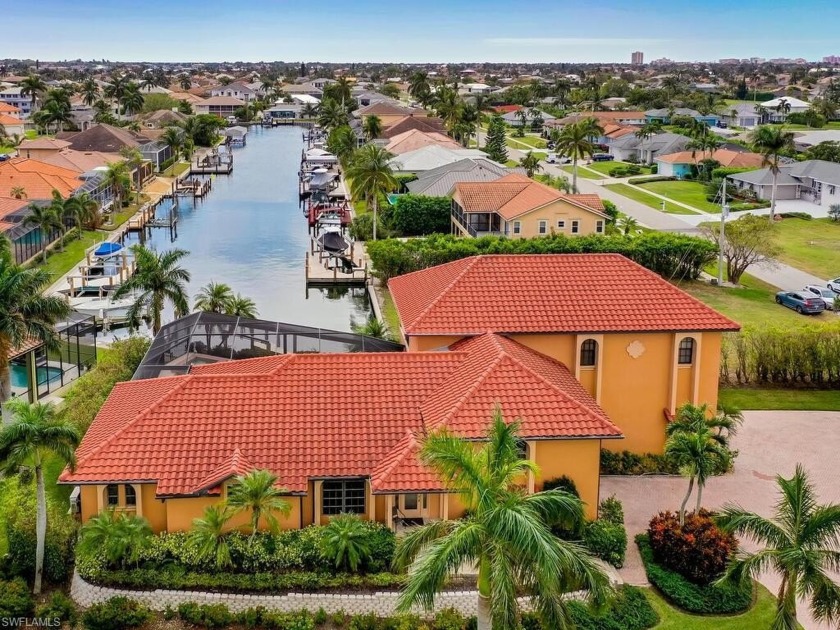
[829,277,840,293]
[804,285,838,310]
[546,153,571,164]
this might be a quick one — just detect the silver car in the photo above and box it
[829,277,840,293]
[804,285,838,310]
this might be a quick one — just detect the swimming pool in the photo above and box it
[10,364,64,389]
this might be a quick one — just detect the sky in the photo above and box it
[5,0,840,64]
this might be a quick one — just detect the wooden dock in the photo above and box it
[125,204,157,232]
[190,154,233,175]
[305,239,368,285]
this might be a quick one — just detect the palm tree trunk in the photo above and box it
[372,195,378,241]
[769,168,778,223]
[695,480,703,513]
[0,358,11,404]
[572,157,579,194]
[476,555,492,630]
[679,476,695,525]
[41,229,48,264]
[34,465,46,595]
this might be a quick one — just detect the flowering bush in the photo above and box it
[647,510,737,585]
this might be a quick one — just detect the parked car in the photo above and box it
[804,285,838,310]
[546,153,571,164]
[592,153,614,162]
[546,142,556,150]
[775,291,825,315]
[0,154,9,162]
[828,277,840,293]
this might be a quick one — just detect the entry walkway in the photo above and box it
[602,410,840,630]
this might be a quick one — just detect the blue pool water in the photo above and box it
[123,126,371,330]
[10,364,64,389]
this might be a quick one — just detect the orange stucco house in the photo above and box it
[61,253,737,533]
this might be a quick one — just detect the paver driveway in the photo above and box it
[602,410,840,630]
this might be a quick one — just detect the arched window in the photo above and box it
[579,339,598,367]
[106,484,119,507]
[124,485,137,507]
[678,338,696,365]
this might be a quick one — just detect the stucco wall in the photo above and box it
[503,199,605,239]
[533,439,601,520]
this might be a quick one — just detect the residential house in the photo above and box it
[655,149,764,179]
[0,86,33,118]
[139,109,189,129]
[388,145,490,174]
[194,96,246,118]
[729,159,840,207]
[210,82,260,102]
[389,254,739,455]
[720,103,763,128]
[760,96,811,123]
[355,93,399,108]
[644,108,720,126]
[545,111,646,130]
[405,158,520,197]
[264,103,303,121]
[290,94,320,106]
[139,141,173,172]
[60,331,622,529]
[381,115,446,139]
[384,129,462,155]
[451,174,608,238]
[501,109,555,129]
[0,102,21,116]
[280,83,324,99]
[354,102,428,127]
[0,114,26,137]
[609,132,690,164]
[791,130,840,152]
[459,83,494,95]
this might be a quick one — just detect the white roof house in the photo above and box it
[290,94,320,105]
[388,145,493,173]
[760,96,811,122]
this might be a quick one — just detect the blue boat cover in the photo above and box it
[94,242,122,257]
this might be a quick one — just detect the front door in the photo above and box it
[398,493,426,519]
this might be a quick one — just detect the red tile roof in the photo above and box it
[454,174,607,220]
[61,334,619,496]
[0,102,21,114]
[0,114,24,126]
[656,149,765,168]
[494,105,522,114]
[388,254,740,336]
[0,158,82,199]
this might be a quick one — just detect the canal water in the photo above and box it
[124,126,371,331]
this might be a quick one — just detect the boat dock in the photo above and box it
[190,154,233,175]
[305,238,368,285]
[306,201,352,230]
[175,178,212,199]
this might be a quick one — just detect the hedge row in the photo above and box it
[721,324,840,387]
[627,176,674,184]
[367,232,717,281]
[600,450,680,475]
[636,535,752,615]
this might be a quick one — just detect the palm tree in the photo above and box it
[10,186,27,200]
[750,125,795,222]
[351,316,388,339]
[102,161,131,208]
[226,294,258,318]
[665,403,734,524]
[326,126,358,168]
[553,121,597,193]
[362,115,383,141]
[44,191,70,251]
[0,400,80,594]
[112,245,191,334]
[318,99,349,132]
[394,408,610,629]
[617,215,639,236]
[0,264,70,403]
[518,151,543,178]
[193,281,234,313]
[119,82,145,118]
[226,469,291,540]
[717,465,840,630]
[23,203,62,264]
[103,75,128,112]
[119,147,144,204]
[63,193,100,231]
[19,74,46,113]
[77,511,152,569]
[190,504,235,569]
[345,144,397,241]
[161,126,184,161]
[300,102,319,119]
[79,77,99,106]
[0,234,11,265]
[634,121,661,141]
[408,71,431,105]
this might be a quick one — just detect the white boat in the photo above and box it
[70,296,135,324]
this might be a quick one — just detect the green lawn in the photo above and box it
[719,387,840,411]
[30,230,104,282]
[637,180,723,214]
[512,135,547,149]
[581,160,654,177]
[604,183,699,215]
[646,584,790,630]
[676,274,835,329]
[784,122,840,130]
[381,287,403,343]
[772,218,840,280]
[561,165,603,180]
[161,161,190,177]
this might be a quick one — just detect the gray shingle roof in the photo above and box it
[789,160,840,186]
[406,158,521,196]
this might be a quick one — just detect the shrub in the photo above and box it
[627,164,642,175]
[389,195,450,236]
[432,608,470,630]
[177,602,234,628]
[82,596,150,630]
[649,164,658,174]
[628,175,674,184]
[36,591,78,627]
[711,166,754,179]
[636,534,751,614]
[778,211,813,220]
[320,514,373,572]
[0,577,35,619]
[348,212,393,241]
[609,167,628,177]
[159,157,176,173]
[366,232,716,282]
[522,585,657,630]
[600,449,680,475]
[599,495,624,525]
[584,519,627,568]
[542,475,579,497]
[647,510,737,585]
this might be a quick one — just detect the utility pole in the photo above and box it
[717,177,728,285]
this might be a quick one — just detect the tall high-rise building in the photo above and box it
[631,51,644,65]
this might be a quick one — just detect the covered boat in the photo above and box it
[316,228,350,253]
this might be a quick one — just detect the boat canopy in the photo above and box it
[93,242,122,257]
[317,230,351,253]
[309,172,337,188]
